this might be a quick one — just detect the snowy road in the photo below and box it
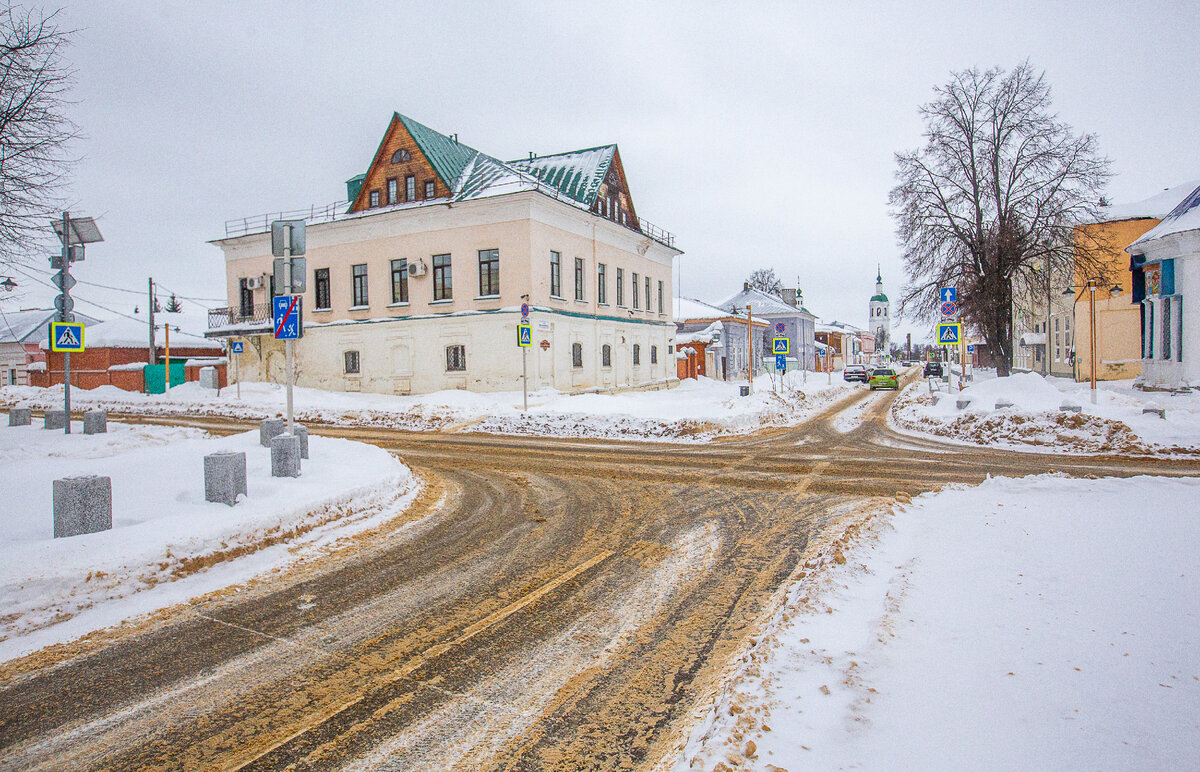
[1,378,1197,770]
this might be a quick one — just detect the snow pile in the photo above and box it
[891,372,1200,455]
[0,420,417,662]
[2,374,855,443]
[672,475,1200,770]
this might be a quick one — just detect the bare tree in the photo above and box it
[889,62,1111,376]
[745,268,784,297]
[0,5,76,267]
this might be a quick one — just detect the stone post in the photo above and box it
[83,409,108,434]
[271,433,301,478]
[204,451,247,506]
[8,407,31,426]
[293,425,309,459]
[53,475,113,538]
[43,409,67,430]
[259,417,285,447]
[199,366,219,390]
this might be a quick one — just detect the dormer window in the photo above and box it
[391,148,411,164]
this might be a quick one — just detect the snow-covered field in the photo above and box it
[891,370,1200,455]
[672,475,1200,771]
[0,419,418,663]
[1,372,854,443]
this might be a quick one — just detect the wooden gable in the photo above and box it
[348,116,454,213]
[591,147,640,232]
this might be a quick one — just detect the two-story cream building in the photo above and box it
[208,113,682,395]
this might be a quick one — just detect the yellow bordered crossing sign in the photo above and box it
[937,322,961,345]
[50,322,85,352]
[772,337,789,355]
[517,322,532,347]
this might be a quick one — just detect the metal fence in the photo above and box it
[208,302,272,330]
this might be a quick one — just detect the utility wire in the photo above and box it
[6,264,145,324]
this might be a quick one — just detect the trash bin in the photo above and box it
[740,385,750,396]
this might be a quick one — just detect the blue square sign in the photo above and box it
[231,340,244,354]
[272,295,303,340]
[775,354,786,370]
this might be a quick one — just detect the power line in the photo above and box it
[6,264,145,324]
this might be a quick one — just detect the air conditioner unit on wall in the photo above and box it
[408,260,427,277]
[247,276,264,289]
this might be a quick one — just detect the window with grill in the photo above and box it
[598,264,607,304]
[550,251,562,297]
[369,190,380,207]
[351,264,368,307]
[645,276,651,312]
[314,268,330,310]
[632,272,640,309]
[446,344,466,371]
[1163,298,1172,361]
[239,278,254,317]
[572,342,583,368]
[391,259,408,304]
[658,281,664,314]
[387,178,398,204]
[424,180,435,199]
[651,345,658,365]
[478,249,500,297]
[344,350,360,374]
[616,268,625,306]
[433,254,452,300]
[602,344,611,367]
[406,176,415,201]
[633,344,641,365]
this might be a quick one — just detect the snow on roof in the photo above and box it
[674,297,733,322]
[1129,183,1200,248]
[1098,179,1200,223]
[41,310,222,350]
[676,321,723,346]
[717,286,813,318]
[508,146,615,207]
[0,308,100,344]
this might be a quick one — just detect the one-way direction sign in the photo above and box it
[50,322,85,352]
[940,287,957,303]
[937,322,961,345]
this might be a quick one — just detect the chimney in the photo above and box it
[744,281,750,291]
[781,288,797,308]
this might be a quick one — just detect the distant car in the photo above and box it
[924,361,943,377]
[869,368,899,390]
[843,364,869,383]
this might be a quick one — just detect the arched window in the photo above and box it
[572,342,583,368]
[391,148,411,163]
[633,344,641,365]
[602,344,612,367]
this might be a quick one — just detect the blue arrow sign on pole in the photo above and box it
[940,287,957,303]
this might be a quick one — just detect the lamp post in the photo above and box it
[50,212,104,434]
[0,277,16,292]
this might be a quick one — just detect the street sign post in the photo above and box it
[517,322,532,347]
[940,300,958,317]
[230,341,244,399]
[517,318,532,411]
[50,211,103,434]
[231,341,244,353]
[272,219,306,437]
[774,322,785,334]
[940,287,957,303]
[772,337,789,355]
[50,322,85,352]
[272,295,303,340]
[775,354,786,370]
[521,302,530,317]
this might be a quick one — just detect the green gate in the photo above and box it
[144,363,185,394]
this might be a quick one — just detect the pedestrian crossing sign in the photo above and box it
[937,322,961,345]
[517,323,532,347]
[50,322,85,352]
[772,337,789,354]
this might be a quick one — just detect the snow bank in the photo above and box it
[673,475,1200,770]
[0,420,416,662]
[891,372,1200,455]
[2,374,855,443]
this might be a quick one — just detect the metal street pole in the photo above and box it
[284,234,295,435]
[164,323,171,393]
[747,304,753,389]
[1089,282,1097,404]
[148,277,156,365]
[61,212,71,434]
[522,345,528,411]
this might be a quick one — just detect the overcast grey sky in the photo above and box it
[9,0,1199,343]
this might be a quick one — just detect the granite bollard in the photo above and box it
[1060,401,1082,414]
[956,397,972,410]
[199,366,219,390]
[271,433,301,478]
[83,409,108,434]
[259,417,285,447]
[43,409,67,430]
[53,475,112,538]
[293,425,309,459]
[8,407,31,426]
[1142,407,1166,419]
[995,398,1014,409]
[204,451,247,506]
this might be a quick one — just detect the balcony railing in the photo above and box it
[208,302,272,331]
[225,201,347,239]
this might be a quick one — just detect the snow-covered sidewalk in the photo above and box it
[0,420,418,663]
[673,475,1200,770]
[891,370,1200,455]
[2,372,854,443]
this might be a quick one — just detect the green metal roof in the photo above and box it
[508,145,615,206]
[871,293,889,302]
[396,113,479,190]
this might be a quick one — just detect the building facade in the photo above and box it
[717,285,817,376]
[208,113,681,395]
[1128,183,1200,390]
[674,297,767,380]
[0,308,98,387]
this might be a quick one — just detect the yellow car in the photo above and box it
[868,368,898,390]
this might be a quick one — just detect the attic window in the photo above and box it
[391,148,411,164]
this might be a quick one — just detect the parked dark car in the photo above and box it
[923,361,943,377]
[843,364,869,382]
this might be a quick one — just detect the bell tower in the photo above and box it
[869,265,890,356]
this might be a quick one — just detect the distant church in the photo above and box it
[869,266,890,350]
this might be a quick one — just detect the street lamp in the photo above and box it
[50,212,104,434]
[1071,279,1119,405]
[0,277,16,292]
